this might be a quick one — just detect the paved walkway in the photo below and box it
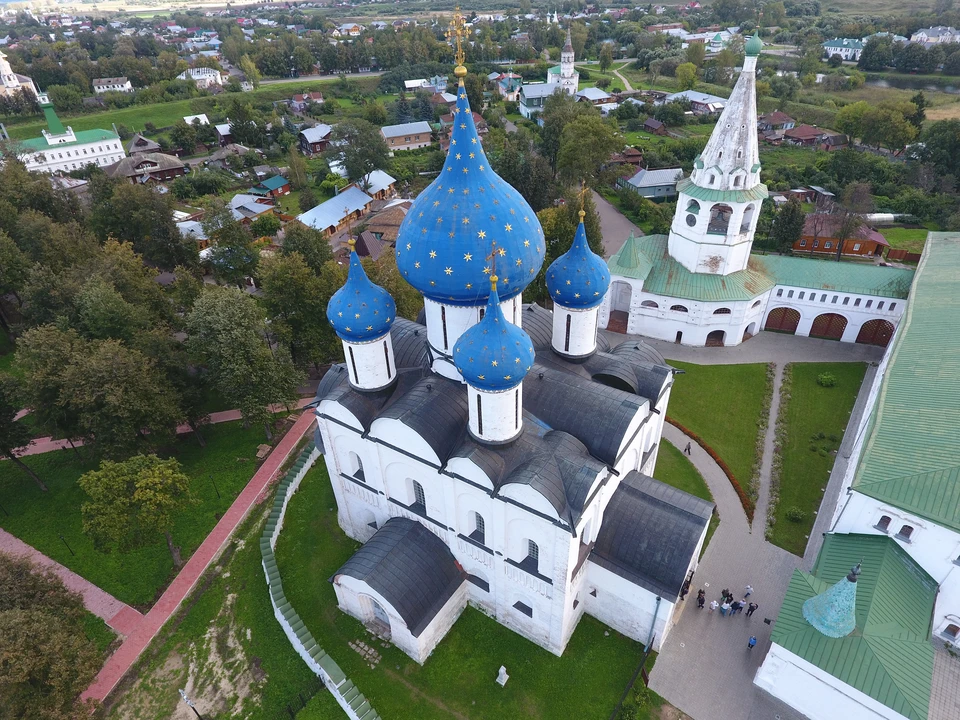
[604,328,886,366]
[652,427,805,720]
[0,528,144,636]
[8,398,313,458]
[81,411,317,704]
[592,190,643,258]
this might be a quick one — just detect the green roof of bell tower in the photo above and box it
[745,33,762,57]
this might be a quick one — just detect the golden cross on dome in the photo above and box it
[578,181,589,220]
[446,8,467,77]
[485,240,500,278]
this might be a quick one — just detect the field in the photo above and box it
[770,363,866,556]
[0,421,269,607]
[274,462,667,720]
[665,361,771,495]
[878,227,928,254]
[4,77,379,140]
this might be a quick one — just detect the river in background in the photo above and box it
[864,74,960,95]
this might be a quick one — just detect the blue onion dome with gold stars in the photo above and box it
[395,79,545,306]
[326,240,396,342]
[453,275,535,392]
[546,211,610,309]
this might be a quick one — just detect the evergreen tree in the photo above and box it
[769,197,806,253]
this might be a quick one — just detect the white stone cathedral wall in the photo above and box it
[584,562,674,652]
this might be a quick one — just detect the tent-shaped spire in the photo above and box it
[801,562,860,638]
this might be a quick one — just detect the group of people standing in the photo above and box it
[695,585,759,619]
[694,585,761,650]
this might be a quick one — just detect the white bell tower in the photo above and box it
[667,34,767,277]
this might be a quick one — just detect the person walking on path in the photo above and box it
[748,636,757,651]
[720,600,732,616]
[697,589,705,609]
[744,584,754,598]
[684,442,692,455]
[720,588,730,602]
[746,602,759,617]
[709,600,719,613]
[731,600,743,616]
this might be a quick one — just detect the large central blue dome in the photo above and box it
[395,81,545,306]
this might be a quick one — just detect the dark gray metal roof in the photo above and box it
[392,318,430,370]
[523,363,642,466]
[591,471,714,598]
[453,426,605,525]
[378,375,469,462]
[332,517,465,637]
[521,303,554,350]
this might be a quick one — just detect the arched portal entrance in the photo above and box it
[856,319,894,347]
[743,322,757,341]
[606,281,632,334]
[810,313,848,341]
[706,330,726,347]
[363,596,392,638]
[764,307,801,334]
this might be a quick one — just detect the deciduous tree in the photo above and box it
[676,62,698,91]
[556,115,621,186]
[281,221,333,273]
[79,454,192,568]
[769,197,806,253]
[327,118,391,190]
[186,287,303,438]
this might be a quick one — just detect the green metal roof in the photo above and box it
[17,128,120,153]
[607,234,774,302]
[42,103,65,135]
[259,175,289,191]
[772,533,935,720]
[754,254,914,299]
[852,232,960,531]
[676,177,768,204]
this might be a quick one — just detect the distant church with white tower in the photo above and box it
[312,16,712,666]
[602,34,913,349]
[545,27,579,96]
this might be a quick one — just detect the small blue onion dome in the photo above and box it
[395,80,545,307]
[453,275,535,392]
[546,212,610,309]
[326,242,396,342]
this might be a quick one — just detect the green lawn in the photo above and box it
[107,502,323,719]
[666,361,771,497]
[877,227,928,254]
[5,77,377,140]
[771,363,866,556]
[275,463,665,720]
[0,421,267,607]
[655,441,719,557]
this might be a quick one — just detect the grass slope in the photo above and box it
[771,363,866,556]
[275,463,664,720]
[0,421,266,607]
[878,227,928,254]
[666,361,770,493]
[107,504,321,720]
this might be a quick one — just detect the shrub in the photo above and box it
[634,685,651,708]
[786,506,806,523]
[817,372,837,387]
[619,703,638,720]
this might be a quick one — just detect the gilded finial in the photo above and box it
[489,274,499,287]
[578,182,588,220]
[447,7,468,78]
[347,237,357,249]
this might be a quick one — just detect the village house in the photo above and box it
[92,76,133,94]
[758,111,796,133]
[105,153,188,184]
[176,67,223,88]
[228,193,276,224]
[215,122,232,146]
[380,121,432,151]
[126,133,161,155]
[290,92,324,112]
[664,90,726,115]
[575,87,613,105]
[644,118,668,136]
[252,175,291,198]
[299,124,332,155]
[784,124,829,147]
[821,38,863,61]
[796,215,889,257]
[296,185,373,237]
[621,167,684,199]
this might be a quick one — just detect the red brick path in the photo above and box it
[80,411,317,704]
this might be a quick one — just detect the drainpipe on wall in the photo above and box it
[645,595,661,652]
